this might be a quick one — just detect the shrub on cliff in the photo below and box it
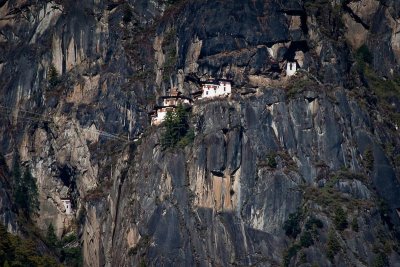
[333,206,348,231]
[283,210,302,238]
[326,229,341,260]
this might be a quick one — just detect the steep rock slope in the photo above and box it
[0,0,400,266]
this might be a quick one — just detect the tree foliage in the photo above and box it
[122,4,133,24]
[46,224,58,249]
[161,104,192,149]
[326,229,340,260]
[333,206,348,231]
[356,44,373,66]
[299,230,314,247]
[0,223,59,267]
[12,153,39,217]
[266,152,277,168]
[48,64,60,88]
[283,210,302,238]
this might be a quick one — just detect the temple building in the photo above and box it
[286,62,297,76]
[150,87,192,125]
[201,79,232,98]
[61,198,73,215]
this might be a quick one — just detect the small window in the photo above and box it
[206,91,208,95]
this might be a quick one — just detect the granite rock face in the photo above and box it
[0,0,400,266]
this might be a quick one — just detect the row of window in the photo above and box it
[205,87,227,95]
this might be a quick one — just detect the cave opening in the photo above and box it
[58,164,78,208]
[283,41,309,62]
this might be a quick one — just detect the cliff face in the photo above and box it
[1,0,400,266]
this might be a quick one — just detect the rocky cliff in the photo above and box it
[1,0,400,266]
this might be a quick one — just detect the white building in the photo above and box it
[286,62,297,76]
[150,87,192,126]
[61,198,72,215]
[151,106,174,126]
[201,80,231,98]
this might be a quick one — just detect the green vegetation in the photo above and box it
[122,4,133,24]
[356,45,373,72]
[60,246,82,267]
[364,147,374,171]
[378,198,392,226]
[282,214,323,266]
[48,64,60,88]
[351,217,359,232]
[12,154,39,218]
[0,223,59,266]
[46,224,58,249]
[364,66,400,116]
[266,152,277,169]
[45,228,83,267]
[333,206,348,231]
[177,128,195,148]
[161,104,193,149]
[372,252,389,267]
[354,43,400,126]
[165,0,182,5]
[286,77,316,98]
[299,230,314,247]
[305,217,323,230]
[298,251,307,264]
[283,244,301,267]
[304,185,345,209]
[132,69,155,83]
[162,28,177,81]
[326,229,341,260]
[304,172,373,213]
[283,210,302,238]
[304,0,344,39]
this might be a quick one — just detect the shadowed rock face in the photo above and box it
[1,0,400,266]
[106,87,400,266]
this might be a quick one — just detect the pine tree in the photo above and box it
[48,64,59,88]
[46,223,58,248]
[23,167,39,216]
[0,223,12,264]
[12,152,24,215]
[12,152,21,192]
[161,104,190,148]
[14,164,39,217]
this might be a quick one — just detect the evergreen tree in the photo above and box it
[161,104,190,148]
[11,152,21,192]
[13,164,39,217]
[23,167,39,216]
[46,223,58,248]
[0,224,12,265]
[48,64,59,88]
